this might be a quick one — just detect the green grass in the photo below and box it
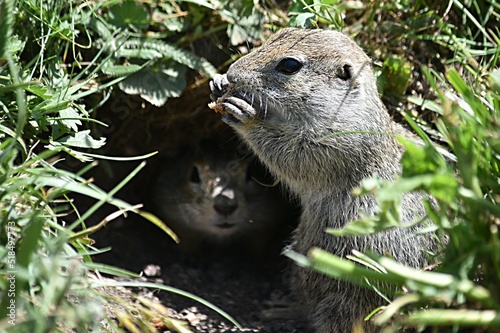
[1,0,499,332]
[0,0,250,332]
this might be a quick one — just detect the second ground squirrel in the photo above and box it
[151,141,293,256]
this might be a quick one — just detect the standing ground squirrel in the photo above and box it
[209,28,438,332]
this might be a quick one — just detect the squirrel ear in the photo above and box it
[337,63,352,80]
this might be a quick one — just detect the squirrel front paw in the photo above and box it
[209,75,257,125]
[216,96,257,125]
[209,74,230,101]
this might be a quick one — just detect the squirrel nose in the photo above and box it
[213,189,238,216]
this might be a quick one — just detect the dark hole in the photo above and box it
[246,159,274,184]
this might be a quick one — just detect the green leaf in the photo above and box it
[399,137,446,177]
[226,13,264,45]
[25,84,53,99]
[428,173,459,203]
[83,262,140,278]
[59,107,83,132]
[33,175,131,211]
[32,98,70,116]
[489,69,500,94]
[300,248,405,287]
[378,56,413,97]
[118,62,187,106]
[101,63,142,77]
[45,59,70,89]
[139,210,179,243]
[154,4,185,32]
[75,150,157,162]
[446,69,473,98]
[0,124,27,154]
[117,38,217,77]
[406,96,443,114]
[108,1,149,31]
[88,16,113,41]
[0,0,14,59]
[17,216,45,269]
[405,309,500,328]
[288,0,314,14]
[55,130,106,149]
[328,214,397,236]
[115,48,163,60]
[288,12,317,28]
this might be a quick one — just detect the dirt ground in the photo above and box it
[93,208,310,333]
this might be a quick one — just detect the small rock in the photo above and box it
[143,264,162,277]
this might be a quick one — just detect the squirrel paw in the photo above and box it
[209,74,256,125]
[209,74,230,101]
[219,96,257,125]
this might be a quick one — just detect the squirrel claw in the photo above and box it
[209,74,230,100]
[219,96,256,125]
[209,75,257,126]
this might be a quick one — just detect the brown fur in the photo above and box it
[151,141,293,256]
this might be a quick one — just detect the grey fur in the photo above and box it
[210,28,437,332]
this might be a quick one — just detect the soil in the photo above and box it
[92,210,309,333]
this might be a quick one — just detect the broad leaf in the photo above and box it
[108,1,149,30]
[118,62,187,106]
[58,107,83,132]
[56,130,106,149]
[101,63,142,77]
[117,38,217,77]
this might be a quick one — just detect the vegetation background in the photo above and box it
[0,0,499,332]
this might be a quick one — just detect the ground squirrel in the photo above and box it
[209,28,437,332]
[151,141,293,256]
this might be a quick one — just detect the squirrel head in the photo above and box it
[225,28,389,137]
[216,28,400,191]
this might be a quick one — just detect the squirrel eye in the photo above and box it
[275,57,303,75]
[189,166,201,183]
